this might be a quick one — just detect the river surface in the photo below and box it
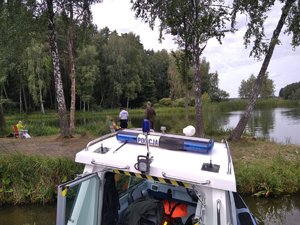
[1,194,300,225]
[132,107,300,145]
[223,107,300,145]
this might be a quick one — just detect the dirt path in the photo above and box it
[0,135,96,158]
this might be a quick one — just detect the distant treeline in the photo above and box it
[279,82,300,100]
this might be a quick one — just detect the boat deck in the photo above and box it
[75,129,236,192]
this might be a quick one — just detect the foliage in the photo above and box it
[76,45,99,106]
[158,98,173,107]
[279,82,300,100]
[201,92,211,103]
[168,53,185,99]
[24,40,51,113]
[239,73,275,98]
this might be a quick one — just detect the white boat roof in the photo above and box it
[75,129,236,192]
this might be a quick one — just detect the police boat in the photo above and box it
[56,120,257,225]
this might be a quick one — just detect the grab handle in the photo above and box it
[91,159,130,170]
[217,199,221,225]
[162,172,210,186]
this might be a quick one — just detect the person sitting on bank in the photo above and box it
[107,116,121,132]
[119,107,129,129]
[16,121,31,138]
[111,119,120,132]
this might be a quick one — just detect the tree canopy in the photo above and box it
[239,74,275,99]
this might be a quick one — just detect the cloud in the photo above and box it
[91,0,300,98]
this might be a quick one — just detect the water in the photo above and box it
[0,204,56,225]
[223,107,300,145]
[131,107,300,145]
[1,195,300,225]
[244,194,300,225]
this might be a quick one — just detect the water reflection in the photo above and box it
[244,194,300,225]
[224,108,300,145]
[0,204,56,225]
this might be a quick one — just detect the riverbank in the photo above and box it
[0,134,299,205]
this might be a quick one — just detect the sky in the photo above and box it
[91,0,300,98]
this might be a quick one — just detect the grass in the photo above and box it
[0,154,83,205]
[229,138,300,196]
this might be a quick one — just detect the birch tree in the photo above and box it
[229,0,300,141]
[46,0,70,137]
[132,0,232,137]
[24,40,51,114]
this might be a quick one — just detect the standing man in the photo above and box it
[119,107,129,128]
[145,101,156,130]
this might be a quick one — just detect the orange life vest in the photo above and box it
[161,200,188,225]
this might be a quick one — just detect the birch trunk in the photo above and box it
[68,1,76,134]
[229,0,293,141]
[47,0,70,137]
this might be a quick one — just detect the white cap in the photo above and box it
[183,125,196,136]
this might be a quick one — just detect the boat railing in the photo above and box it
[224,139,232,174]
[85,132,117,151]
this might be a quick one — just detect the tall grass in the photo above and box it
[235,156,300,197]
[0,154,83,205]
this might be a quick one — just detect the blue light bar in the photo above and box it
[116,132,137,143]
[183,139,214,154]
[116,131,214,154]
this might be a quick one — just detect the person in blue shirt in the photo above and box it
[119,107,129,128]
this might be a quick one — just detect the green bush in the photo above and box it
[158,98,173,106]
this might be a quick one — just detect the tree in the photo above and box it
[103,32,144,108]
[239,74,274,99]
[46,0,70,137]
[24,40,51,113]
[208,72,229,101]
[148,50,170,102]
[260,73,275,98]
[76,45,99,111]
[132,0,231,137]
[239,75,256,99]
[168,54,185,99]
[61,0,101,133]
[230,0,299,141]
[279,82,300,99]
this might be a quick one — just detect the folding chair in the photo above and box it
[12,125,19,138]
